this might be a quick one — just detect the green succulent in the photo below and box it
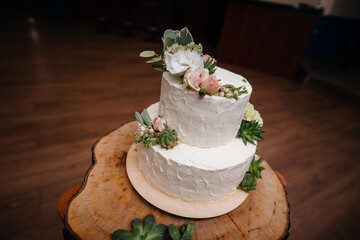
[238,172,257,193]
[249,156,265,179]
[168,222,195,240]
[237,120,264,145]
[159,126,178,149]
[111,214,167,240]
[112,215,195,240]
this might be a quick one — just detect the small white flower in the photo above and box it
[164,49,204,75]
[140,126,146,132]
[243,103,263,126]
[149,129,154,134]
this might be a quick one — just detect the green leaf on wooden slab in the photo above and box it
[131,218,144,236]
[143,214,156,235]
[180,221,195,240]
[168,221,195,240]
[112,214,168,240]
[146,224,168,240]
[111,229,135,240]
[168,224,181,240]
[146,57,162,63]
[151,64,167,72]
[140,50,156,58]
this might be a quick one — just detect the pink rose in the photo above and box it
[202,54,216,64]
[200,75,221,94]
[152,117,166,132]
[183,68,209,91]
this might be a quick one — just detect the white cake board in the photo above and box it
[126,143,249,219]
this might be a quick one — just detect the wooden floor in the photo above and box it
[0,17,359,240]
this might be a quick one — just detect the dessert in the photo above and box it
[134,28,264,202]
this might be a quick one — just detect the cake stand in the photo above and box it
[58,121,290,240]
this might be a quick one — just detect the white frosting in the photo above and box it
[138,103,256,202]
[158,67,252,147]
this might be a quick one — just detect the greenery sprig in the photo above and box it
[111,214,195,240]
[139,50,166,72]
[238,155,265,192]
[237,120,264,145]
[134,110,178,149]
[139,28,199,72]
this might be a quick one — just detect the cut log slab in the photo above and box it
[65,121,290,240]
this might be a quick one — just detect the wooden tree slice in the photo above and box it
[65,121,290,240]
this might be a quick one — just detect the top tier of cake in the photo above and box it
[158,67,252,148]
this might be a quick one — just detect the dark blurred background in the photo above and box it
[0,0,359,239]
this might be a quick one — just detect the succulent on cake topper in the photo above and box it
[238,155,265,192]
[237,103,264,145]
[134,109,178,149]
[159,126,178,149]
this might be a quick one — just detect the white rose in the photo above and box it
[164,49,204,75]
[243,103,263,126]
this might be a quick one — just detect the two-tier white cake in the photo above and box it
[137,67,257,202]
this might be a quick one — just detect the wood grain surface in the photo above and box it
[66,121,289,240]
[0,16,359,240]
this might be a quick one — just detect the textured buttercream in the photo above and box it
[137,103,256,202]
[158,67,252,147]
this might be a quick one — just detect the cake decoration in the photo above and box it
[139,27,230,98]
[135,27,265,203]
[237,103,264,145]
[238,155,265,192]
[134,109,178,149]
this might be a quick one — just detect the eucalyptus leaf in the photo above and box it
[140,50,156,58]
[135,112,144,125]
[111,229,135,240]
[151,64,167,72]
[141,109,152,127]
[146,57,162,63]
[168,224,180,240]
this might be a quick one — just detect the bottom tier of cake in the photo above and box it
[137,103,256,202]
